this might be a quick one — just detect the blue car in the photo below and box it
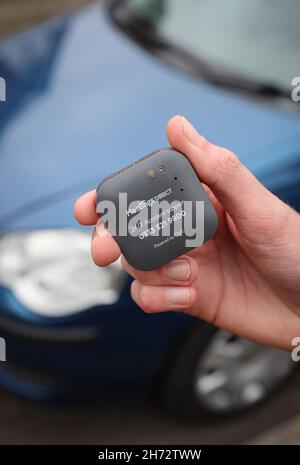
[0,0,299,419]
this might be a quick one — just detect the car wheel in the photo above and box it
[158,321,295,420]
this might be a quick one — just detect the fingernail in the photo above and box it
[167,287,191,305]
[181,115,195,141]
[181,116,204,146]
[163,259,190,282]
[181,116,189,137]
[95,219,110,237]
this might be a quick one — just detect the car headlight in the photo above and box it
[0,230,126,317]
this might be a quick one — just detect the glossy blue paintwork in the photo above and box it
[0,3,300,231]
[0,2,299,399]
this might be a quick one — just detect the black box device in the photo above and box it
[96,148,218,271]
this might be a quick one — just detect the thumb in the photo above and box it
[166,115,286,231]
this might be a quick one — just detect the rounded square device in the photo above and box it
[96,148,218,271]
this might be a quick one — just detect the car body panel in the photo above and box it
[0,2,299,401]
[0,3,300,231]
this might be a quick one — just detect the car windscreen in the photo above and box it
[116,0,300,97]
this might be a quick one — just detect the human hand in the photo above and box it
[74,116,300,350]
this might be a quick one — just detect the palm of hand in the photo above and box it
[189,203,299,349]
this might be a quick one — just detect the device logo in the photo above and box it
[291,77,300,102]
[0,337,6,362]
[126,188,173,217]
[0,77,6,102]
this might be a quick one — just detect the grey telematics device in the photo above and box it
[96,148,218,271]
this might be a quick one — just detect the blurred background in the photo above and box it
[0,0,300,444]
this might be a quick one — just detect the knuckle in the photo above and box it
[217,148,241,175]
[198,136,210,151]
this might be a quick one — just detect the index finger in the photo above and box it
[74,189,99,225]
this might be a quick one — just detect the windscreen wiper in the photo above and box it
[110,2,290,101]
